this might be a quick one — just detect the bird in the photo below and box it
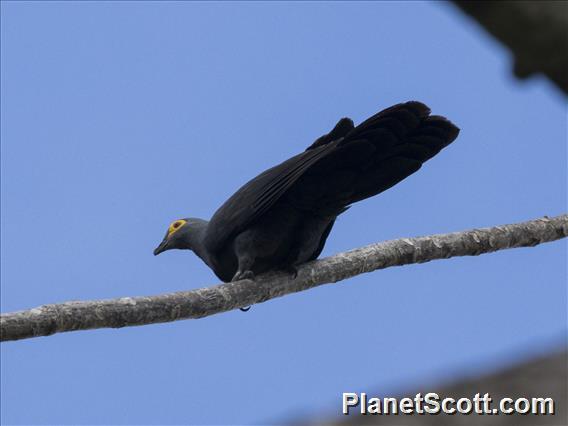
[154,101,459,284]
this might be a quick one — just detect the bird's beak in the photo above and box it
[153,239,169,256]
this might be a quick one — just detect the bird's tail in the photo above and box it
[292,101,459,211]
[343,101,459,204]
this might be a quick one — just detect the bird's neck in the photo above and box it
[186,222,214,269]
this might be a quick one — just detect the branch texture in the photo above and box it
[453,1,568,95]
[2,215,567,342]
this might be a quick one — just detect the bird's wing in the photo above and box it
[204,117,353,252]
[204,101,459,252]
[204,141,336,252]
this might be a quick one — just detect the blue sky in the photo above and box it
[1,2,566,425]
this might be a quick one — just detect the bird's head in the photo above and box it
[153,218,207,256]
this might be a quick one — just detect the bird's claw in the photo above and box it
[232,270,255,282]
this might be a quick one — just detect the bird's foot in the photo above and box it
[232,270,255,312]
[284,266,299,280]
[231,270,255,282]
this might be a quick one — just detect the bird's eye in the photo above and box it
[168,219,187,236]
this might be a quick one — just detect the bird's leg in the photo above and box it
[232,260,255,312]
[232,248,256,282]
[231,234,257,283]
[231,235,258,312]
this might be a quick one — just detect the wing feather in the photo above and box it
[204,143,336,251]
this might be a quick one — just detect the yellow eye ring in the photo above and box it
[168,219,187,237]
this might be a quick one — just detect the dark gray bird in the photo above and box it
[154,101,459,283]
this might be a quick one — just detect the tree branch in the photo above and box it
[1,215,566,342]
[453,1,568,95]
